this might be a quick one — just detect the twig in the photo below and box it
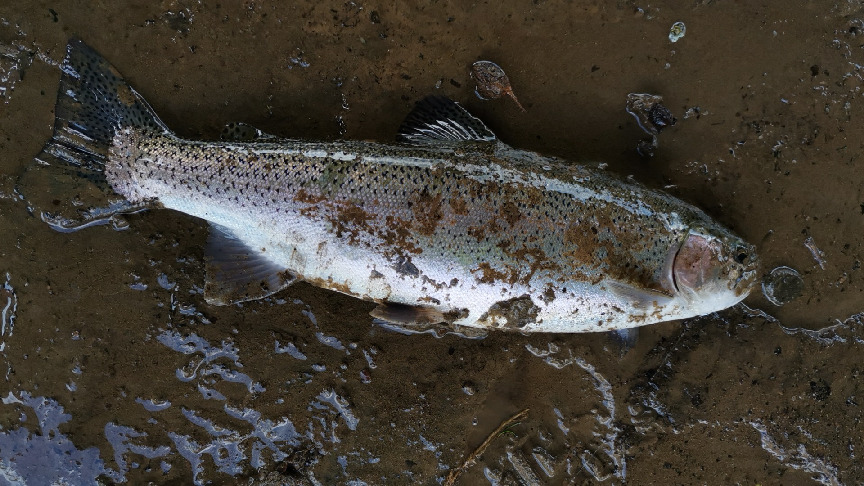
[444,408,530,486]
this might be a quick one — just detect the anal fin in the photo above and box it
[204,224,298,305]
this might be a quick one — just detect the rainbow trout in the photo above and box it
[28,40,759,333]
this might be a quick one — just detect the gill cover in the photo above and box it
[672,233,721,292]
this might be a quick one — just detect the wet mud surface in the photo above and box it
[1,1,864,484]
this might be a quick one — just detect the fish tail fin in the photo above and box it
[19,39,170,231]
[37,38,171,174]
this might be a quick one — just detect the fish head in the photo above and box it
[669,228,759,310]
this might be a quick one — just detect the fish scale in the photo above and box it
[30,39,760,333]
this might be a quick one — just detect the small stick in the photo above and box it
[444,408,530,486]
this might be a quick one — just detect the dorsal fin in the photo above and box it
[204,224,298,305]
[397,96,497,145]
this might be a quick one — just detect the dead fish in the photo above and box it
[470,60,525,112]
[26,40,759,333]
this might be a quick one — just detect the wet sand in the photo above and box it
[1,1,862,484]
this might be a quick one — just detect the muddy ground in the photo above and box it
[1,1,863,484]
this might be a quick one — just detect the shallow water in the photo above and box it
[1,1,863,484]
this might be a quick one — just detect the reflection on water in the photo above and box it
[0,300,364,485]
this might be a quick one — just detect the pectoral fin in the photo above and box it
[204,224,298,305]
[606,281,673,310]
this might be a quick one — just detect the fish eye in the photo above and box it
[734,250,748,264]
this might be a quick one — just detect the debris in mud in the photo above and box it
[470,60,526,111]
[803,236,827,269]
[158,9,194,36]
[669,21,686,43]
[531,447,556,478]
[682,106,703,119]
[445,408,530,485]
[626,93,676,157]
[809,379,831,401]
[761,266,804,306]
